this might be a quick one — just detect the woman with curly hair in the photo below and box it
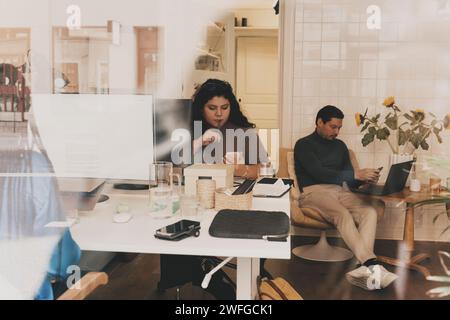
[191,79,268,178]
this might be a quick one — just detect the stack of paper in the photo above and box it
[252,178,291,197]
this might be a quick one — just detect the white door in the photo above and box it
[236,36,278,130]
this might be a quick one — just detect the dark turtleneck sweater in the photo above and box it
[294,131,361,191]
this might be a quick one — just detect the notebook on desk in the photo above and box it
[252,178,293,198]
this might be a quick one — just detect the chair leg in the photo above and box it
[292,231,353,262]
[176,287,181,300]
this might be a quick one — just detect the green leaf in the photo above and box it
[420,139,429,150]
[362,133,375,146]
[368,126,377,134]
[419,126,428,135]
[433,128,443,144]
[376,128,390,140]
[363,108,368,117]
[385,116,398,130]
[404,113,414,121]
[398,128,409,146]
[410,134,420,149]
[429,112,436,118]
[360,121,370,132]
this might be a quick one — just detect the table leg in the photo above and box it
[446,203,450,220]
[236,258,260,300]
[403,203,415,252]
[377,204,431,278]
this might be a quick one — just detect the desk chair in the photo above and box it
[57,272,108,300]
[281,148,384,262]
[158,255,236,300]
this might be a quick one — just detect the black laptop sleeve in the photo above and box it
[209,210,290,241]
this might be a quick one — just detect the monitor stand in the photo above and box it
[113,183,149,191]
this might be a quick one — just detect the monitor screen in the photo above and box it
[31,94,154,181]
[153,99,193,163]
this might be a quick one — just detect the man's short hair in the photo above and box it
[316,105,344,124]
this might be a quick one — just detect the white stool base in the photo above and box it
[292,231,353,262]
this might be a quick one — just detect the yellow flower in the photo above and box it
[444,114,450,130]
[383,96,395,107]
[355,113,365,127]
[414,109,425,121]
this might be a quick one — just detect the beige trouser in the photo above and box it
[300,184,378,264]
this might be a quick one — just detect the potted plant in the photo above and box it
[356,97,449,154]
[356,97,450,171]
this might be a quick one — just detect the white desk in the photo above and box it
[70,185,290,300]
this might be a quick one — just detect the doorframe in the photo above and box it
[278,0,296,148]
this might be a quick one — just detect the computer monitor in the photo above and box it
[31,94,154,182]
[153,99,193,164]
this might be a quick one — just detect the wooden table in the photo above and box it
[374,187,450,278]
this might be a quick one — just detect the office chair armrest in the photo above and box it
[57,272,108,300]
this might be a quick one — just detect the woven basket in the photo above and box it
[214,187,253,211]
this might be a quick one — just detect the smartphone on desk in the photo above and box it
[154,219,200,240]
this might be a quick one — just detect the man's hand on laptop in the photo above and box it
[355,168,380,183]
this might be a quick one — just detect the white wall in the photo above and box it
[0,0,236,97]
[290,0,450,241]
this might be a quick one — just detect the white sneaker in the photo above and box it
[346,264,398,290]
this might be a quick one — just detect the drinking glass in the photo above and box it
[148,161,180,219]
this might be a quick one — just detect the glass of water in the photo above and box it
[148,161,180,219]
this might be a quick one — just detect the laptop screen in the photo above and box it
[384,160,414,194]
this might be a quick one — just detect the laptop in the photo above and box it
[350,160,414,196]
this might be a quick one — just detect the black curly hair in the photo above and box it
[192,79,255,134]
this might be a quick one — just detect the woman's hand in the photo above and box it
[223,152,245,165]
[193,129,222,153]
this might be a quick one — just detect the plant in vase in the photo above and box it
[355,97,448,155]
[356,97,449,191]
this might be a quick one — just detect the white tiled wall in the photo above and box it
[291,0,450,241]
